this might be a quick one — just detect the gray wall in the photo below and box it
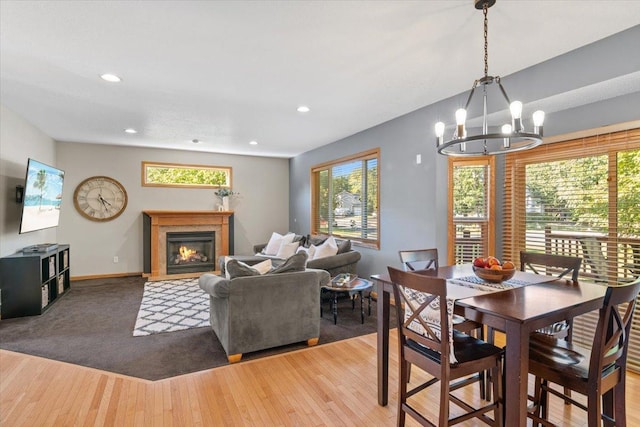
[290,25,640,279]
[0,115,290,276]
[56,142,290,277]
[0,105,59,255]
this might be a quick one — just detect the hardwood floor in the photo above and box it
[1,330,639,426]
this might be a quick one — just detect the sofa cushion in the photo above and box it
[276,241,300,259]
[264,232,295,255]
[337,239,352,254]
[305,234,328,248]
[270,252,308,274]
[226,259,261,279]
[312,236,338,260]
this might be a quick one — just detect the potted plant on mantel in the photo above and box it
[214,187,239,211]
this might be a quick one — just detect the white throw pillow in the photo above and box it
[264,232,295,255]
[223,256,232,279]
[251,258,273,275]
[312,236,338,260]
[276,241,300,259]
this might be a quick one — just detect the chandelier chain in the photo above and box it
[483,3,489,77]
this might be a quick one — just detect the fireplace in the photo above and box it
[166,232,215,274]
[142,210,234,281]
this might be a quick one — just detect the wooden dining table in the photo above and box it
[371,264,608,427]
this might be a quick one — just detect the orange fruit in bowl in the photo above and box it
[502,261,515,270]
[490,264,503,271]
[486,256,501,267]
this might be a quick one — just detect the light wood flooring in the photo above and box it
[1,330,639,426]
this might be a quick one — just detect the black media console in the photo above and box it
[0,244,70,319]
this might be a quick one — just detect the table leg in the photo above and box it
[359,290,364,324]
[377,280,390,406]
[504,320,529,427]
[332,292,338,325]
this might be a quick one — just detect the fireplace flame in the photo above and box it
[179,245,197,260]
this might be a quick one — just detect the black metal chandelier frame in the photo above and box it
[435,0,544,157]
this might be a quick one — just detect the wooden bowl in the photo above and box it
[472,266,516,283]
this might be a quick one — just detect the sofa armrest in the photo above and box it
[306,268,331,287]
[307,250,361,276]
[198,273,230,298]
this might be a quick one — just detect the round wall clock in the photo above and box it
[73,176,128,222]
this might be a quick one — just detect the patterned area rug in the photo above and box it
[133,278,209,336]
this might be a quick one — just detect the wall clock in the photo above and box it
[73,176,128,222]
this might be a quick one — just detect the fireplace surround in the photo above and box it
[143,210,234,280]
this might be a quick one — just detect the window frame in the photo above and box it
[310,148,380,249]
[141,161,232,188]
[447,156,496,265]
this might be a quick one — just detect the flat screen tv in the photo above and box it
[19,158,65,234]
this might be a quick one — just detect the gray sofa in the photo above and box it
[252,235,361,277]
[199,268,330,363]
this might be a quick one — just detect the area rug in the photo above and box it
[133,278,209,336]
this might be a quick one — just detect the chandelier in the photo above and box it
[435,0,544,156]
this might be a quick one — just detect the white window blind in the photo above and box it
[503,128,640,372]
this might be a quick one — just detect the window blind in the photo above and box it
[503,127,640,372]
[311,149,379,248]
[449,157,495,265]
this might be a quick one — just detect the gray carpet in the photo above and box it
[0,276,386,381]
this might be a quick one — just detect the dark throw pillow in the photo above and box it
[305,234,328,248]
[226,259,260,279]
[337,239,352,254]
[270,251,308,274]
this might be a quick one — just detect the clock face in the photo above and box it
[73,176,128,222]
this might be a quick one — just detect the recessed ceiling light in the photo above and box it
[297,105,310,113]
[192,139,200,144]
[124,128,137,134]
[101,73,121,83]
[249,140,258,145]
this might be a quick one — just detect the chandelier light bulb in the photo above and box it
[435,121,445,146]
[502,124,512,149]
[533,110,545,136]
[455,109,467,139]
[510,101,523,132]
[509,101,523,119]
[533,110,545,126]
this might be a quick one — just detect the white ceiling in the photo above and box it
[1,1,639,158]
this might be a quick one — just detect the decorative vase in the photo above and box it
[222,196,230,211]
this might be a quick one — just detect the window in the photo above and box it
[142,161,232,188]
[311,149,379,248]
[448,157,495,265]
[503,127,640,372]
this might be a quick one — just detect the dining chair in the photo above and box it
[399,248,487,396]
[398,248,439,272]
[520,251,583,339]
[527,277,640,427]
[387,266,503,426]
[485,251,583,400]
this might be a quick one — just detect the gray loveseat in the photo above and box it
[199,266,330,363]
